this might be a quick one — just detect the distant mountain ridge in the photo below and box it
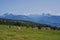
[0,13,32,21]
[29,14,60,26]
[0,13,60,27]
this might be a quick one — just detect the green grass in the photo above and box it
[0,25,60,40]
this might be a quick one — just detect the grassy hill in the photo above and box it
[0,18,60,40]
[0,25,60,40]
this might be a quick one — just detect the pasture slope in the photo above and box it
[0,25,60,40]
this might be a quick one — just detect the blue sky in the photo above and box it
[0,0,60,15]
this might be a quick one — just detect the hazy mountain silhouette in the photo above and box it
[29,13,60,26]
[0,13,60,26]
[0,13,32,21]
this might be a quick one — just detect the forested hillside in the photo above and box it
[0,18,60,30]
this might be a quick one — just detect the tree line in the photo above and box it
[0,18,60,30]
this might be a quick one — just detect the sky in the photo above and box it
[0,0,60,16]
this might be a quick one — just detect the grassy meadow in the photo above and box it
[0,25,60,40]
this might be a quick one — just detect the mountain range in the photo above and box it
[0,13,60,27]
